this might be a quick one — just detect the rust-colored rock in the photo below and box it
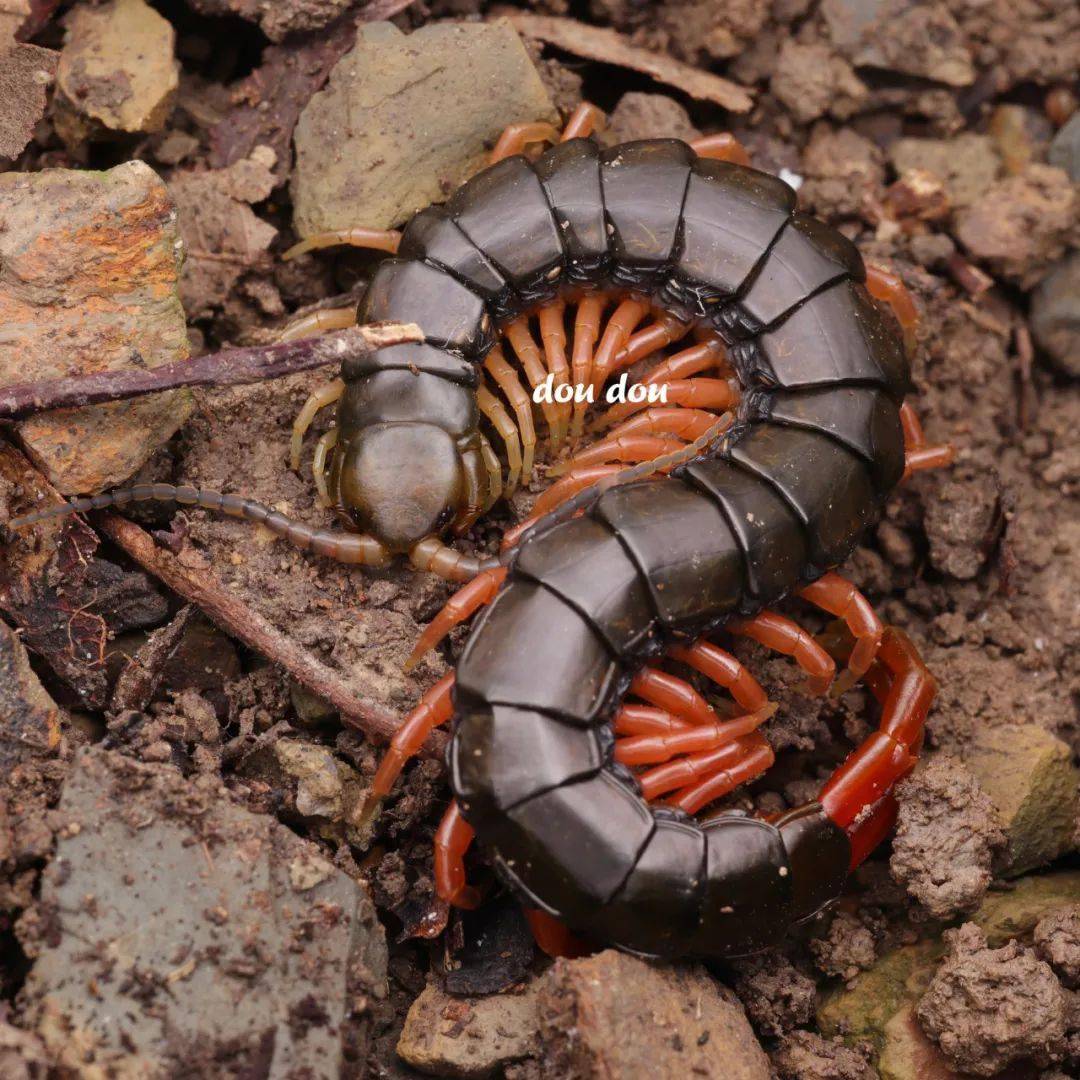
[56,0,179,138]
[0,160,191,493]
[537,950,770,1078]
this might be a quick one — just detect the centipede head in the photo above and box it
[333,422,467,553]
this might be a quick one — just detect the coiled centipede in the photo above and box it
[11,103,953,959]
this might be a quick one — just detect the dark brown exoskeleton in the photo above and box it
[10,105,953,960]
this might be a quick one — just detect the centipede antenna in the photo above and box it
[8,483,391,568]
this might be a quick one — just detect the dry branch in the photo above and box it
[0,323,422,421]
[503,12,754,113]
[98,513,443,756]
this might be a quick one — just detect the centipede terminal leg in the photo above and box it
[290,377,345,470]
[433,800,481,911]
[727,611,836,696]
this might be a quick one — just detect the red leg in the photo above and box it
[899,401,955,478]
[615,708,772,766]
[666,735,775,815]
[524,908,592,958]
[668,639,770,713]
[727,611,836,696]
[490,121,561,164]
[406,567,507,672]
[552,434,685,473]
[364,673,455,817]
[819,628,934,837]
[629,667,723,726]
[610,312,693,372]
[639,732,771,801]
[865,263,918,354]
[433,800,481,911]
[614,704,693,736]
[798,572,883,692]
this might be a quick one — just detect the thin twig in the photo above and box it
[0,323,422,421]
[98,513,444,757]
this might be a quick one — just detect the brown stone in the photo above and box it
[0,161,191,493]
[397,980,540,1078]
[56,0,179,137]
[0,620,63,774]
[537,950,770,1078]
[0,42,58,161]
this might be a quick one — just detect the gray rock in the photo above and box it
[1048,112,1080,181]
[1031,252,1080,379]
[291,19,557,236]
[889,134,1001,209]
[21,747,387,1078]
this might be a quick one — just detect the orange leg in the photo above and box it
[899,401,955,479]
[690,133,751,166]
[597,377,738,427]
[365,673,455,814]
[667,639,770,713]
[552,434,684,472]
[615,708,772,766]
[601,407,720,443]
[504,317,562,445]
[629,667,722,726]
[570,295,605,438]
[589,298,650,394]
[611,312,693,372]
[614,703,693,737]
[865,263,918,355]
[560,102,606,142]
[538,300,572,449]
[638,732,769,801]
[727,611,836,696]
[592,340,727,431]
[798,572,883,692]
[433,800,481,910]
[490,121,562,164]
[406,567,508,672]
[666,735,775,815]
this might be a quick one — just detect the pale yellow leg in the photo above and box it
[312,427,338,507]
[290,378,345,470]
[479,435,503,509]
[278,306,358,344]
[484,347,537,482]
[477,384,523,494]
[283,228,402,261]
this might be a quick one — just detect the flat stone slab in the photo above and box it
[291,19,557,236]
[20,747,387,1078]
[0,161,191,493]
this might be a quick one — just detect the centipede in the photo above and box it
[10,103,953,959]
